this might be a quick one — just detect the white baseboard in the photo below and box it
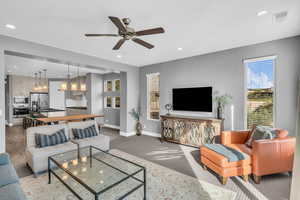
[120,131,136,137]
[103,124,120,130]
[120,130,161,138]
[142,130,161,138]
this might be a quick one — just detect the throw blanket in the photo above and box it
[204,144,249,162]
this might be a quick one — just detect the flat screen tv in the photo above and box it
[172,87,213,112]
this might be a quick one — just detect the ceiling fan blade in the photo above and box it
[108,16,126,33]
[113,38,126,50]
[132,38,154,49]
[135,27,165,36]
[85,34,119,37]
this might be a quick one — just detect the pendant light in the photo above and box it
[71,66,78,91]
[33,73,38,91]
[80,77,87,92]
[42,69,48,90]
[60,65,71,91]
[37,71,42,91]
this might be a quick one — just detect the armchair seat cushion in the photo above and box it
[0,164,19,187]
[26,142,77,173]
[226,144,252,156]
[0,183,27,200]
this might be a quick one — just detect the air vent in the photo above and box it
[274,11,288,22]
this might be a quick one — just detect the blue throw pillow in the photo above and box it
[72,125,98,140]
[35,129,68,148]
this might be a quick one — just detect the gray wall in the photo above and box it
[87,73,104,124]
[103,73,120,127]
[120,70,140,134]
[0,35,140,152]
[140,36,300,135]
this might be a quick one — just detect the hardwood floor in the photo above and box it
[5,125,32,177]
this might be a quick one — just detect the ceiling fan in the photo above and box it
[85,16,165,50]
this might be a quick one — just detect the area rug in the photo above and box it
[20,149,236,200]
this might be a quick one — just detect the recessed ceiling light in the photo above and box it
[5,24,16,30]
[177,47,183,51]
[117,55,122,58]
[13,65,17,69]
[257,10,268,17]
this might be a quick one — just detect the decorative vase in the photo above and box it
[217,104,223,119]
[136,121,142,136]
[165,104,172,115]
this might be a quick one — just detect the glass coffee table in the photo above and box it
[48,146,146,200]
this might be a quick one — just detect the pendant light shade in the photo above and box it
[37,71,42,91]
[60,65,71,91]
[43,69,48,90]
[33,73,38,91]
[80,83,87,91]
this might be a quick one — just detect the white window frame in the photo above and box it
[146,72,160,121]
[113,96,120,109]
[243,55,277,129]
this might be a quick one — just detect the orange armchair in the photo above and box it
[221,129,296,184]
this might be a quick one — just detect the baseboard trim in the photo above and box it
[142,131,161,138]
[103,124,120,130]
[120,131,136,137]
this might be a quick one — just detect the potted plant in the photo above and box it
[129,108,142,136]
[214,93,233,119]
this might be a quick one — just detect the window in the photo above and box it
[114,96,120,108]
[105,80,113,92]
[105,96,112,108]
[244,56,276,129]
[147,73,160,120]
[114,79,120,91]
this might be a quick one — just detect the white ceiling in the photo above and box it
[0,0,299,67]
[5,55,109,78]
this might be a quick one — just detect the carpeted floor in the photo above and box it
[6,125,292,200]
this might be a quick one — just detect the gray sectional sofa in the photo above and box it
[0,153,27,200]
[26,120,110,175]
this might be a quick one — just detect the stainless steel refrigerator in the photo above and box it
[30,92,49,111]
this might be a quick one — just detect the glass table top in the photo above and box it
[49,146,145,195]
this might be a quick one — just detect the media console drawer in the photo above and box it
[160,115,224,147]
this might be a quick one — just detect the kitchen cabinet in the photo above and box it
[66,107,87,115]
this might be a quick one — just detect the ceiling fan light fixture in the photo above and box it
[85,16,165,50]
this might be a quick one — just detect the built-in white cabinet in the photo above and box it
[49,81,66,110]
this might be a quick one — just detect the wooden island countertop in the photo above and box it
[36,114,104,124]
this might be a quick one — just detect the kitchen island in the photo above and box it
[36,114,103,124]
[23,108,103,128]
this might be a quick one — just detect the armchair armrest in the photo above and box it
[221,130,250,145]
[252,137,296,176]
[0,153,10,165]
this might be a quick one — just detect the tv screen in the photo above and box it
[172,87,213,112]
